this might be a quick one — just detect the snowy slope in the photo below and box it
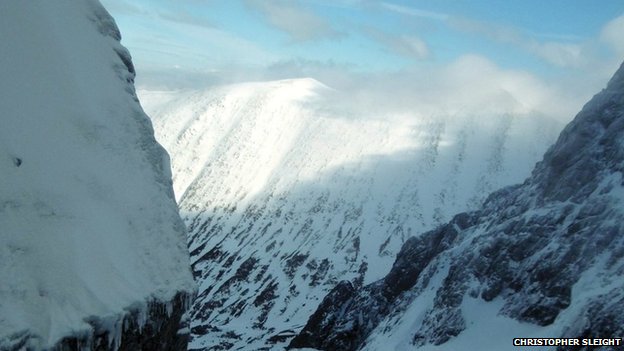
[0,1,194,349]
[291,62,624,351]
[141,78,562,350]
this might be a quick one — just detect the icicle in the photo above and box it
[137,303,148,334]
[166,300,173,317]
[82,328,93,351]
[104,316,124,351]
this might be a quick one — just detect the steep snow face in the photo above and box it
[0,1,194,349]
[290,62,624,351]
[141,78,561,350]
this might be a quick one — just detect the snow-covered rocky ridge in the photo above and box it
[0,1,194,350]
[290,62,624,351]
[141,77,562,350]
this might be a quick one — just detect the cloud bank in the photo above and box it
[101,0,623,127]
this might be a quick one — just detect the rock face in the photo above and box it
[52,292,193,351]
[142,76,561,349]
[0,1,194,350]
[290,62,624,351]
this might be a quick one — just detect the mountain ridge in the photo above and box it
[289,61,624,351]
[142,77,563,350]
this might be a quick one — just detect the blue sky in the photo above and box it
[100,0,624,120]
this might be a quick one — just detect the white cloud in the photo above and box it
[158,9,214,29]
[600,14,624,56]
[101,0,216,29]
[137,49,606,125]
[528,41,583,67]
[367,29,430,60]
[380,2,448,21]
[99,1,280,79]
[377,3,593,68]
[367,55,579,120]
[247,55,593,124]
[99,0,145,15]
[449,17,587,68]
[244,0,342,42]
[105,0,618,122]
[394,35,430,59]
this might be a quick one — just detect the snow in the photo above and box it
[332,69,624,351]
[138,77,562,349]
[0,1,194,349]
[362,256,623,351]
[422,297,550,351]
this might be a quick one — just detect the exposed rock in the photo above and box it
[53,292,193,351]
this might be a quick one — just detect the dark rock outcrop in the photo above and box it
[289,213,473,350]
[54,292,193,351]
[2,293,193,351]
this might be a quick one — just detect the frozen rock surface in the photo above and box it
[0,1,194,350]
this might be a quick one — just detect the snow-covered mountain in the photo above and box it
[290,62,624,351]
[141,77,562,350]
[0,1,194,349]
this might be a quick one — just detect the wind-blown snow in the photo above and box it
[140,77,562,349]
[0,1,194,349]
